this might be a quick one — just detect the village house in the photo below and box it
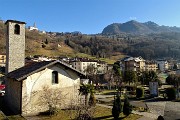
[0,53,6,67]
[0,20,4,23]
[120,56,145,72]
[97,61,107,74]
[5,20,85,116]
[156,59,169,72]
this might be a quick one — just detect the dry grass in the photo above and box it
[0,112,6,120]
[38,106,141,120]
[3,106,141,120]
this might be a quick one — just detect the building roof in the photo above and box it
[125,57,134,61]
[122,56,145,62]
[5,20,26,24]
[72,58,97,62]
[7,60,86,81]
[145,60,156,64]
[134,57,145,62]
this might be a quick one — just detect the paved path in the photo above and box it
[145,101,166,116]
[163,102,180,120]
[96,94,180,120]
[137,116,155,120]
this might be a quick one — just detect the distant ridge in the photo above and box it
[102,20,180,35]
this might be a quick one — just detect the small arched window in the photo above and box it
[52,71,58,84]
[14,24,20,34]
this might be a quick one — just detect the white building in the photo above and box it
[28,22,38,31]
[71,58,97,74]
[156,60,169,72]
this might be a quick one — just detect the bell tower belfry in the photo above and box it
[5,20,26,74]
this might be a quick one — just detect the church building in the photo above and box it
[5,20,85,115]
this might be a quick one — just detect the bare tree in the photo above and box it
[67,93,95,120]
[84,64,97,84]
[104,69,115,90]
[40,85,66,115]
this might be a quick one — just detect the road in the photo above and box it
[163,102,180,120]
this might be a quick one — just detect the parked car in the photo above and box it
[0,84,5,96]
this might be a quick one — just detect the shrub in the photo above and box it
[123,96,132,116]
[112,94,121,119]
[45,39,49,44]
[77,114,92,120]
[48,105,58,116]
[157,115,164,120]
[136,87,144,98]
[126,86,136,91]
[42,44,46,48]
[166,88,176,100]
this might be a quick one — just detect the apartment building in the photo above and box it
[71,58,97,73]
[145,61,158,72]
[120,56,145,72]
[71,58,108,74]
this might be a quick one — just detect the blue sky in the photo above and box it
[1,0,180,34]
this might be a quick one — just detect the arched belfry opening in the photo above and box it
[14,24,20,34]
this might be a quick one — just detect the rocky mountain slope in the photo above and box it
[102,20,180,34]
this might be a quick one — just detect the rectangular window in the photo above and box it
[52,71,58,84]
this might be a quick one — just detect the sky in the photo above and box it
[0,0,180,34]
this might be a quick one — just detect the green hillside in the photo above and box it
[0,22,118,64]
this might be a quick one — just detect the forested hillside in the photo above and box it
[1,21,180,60]
[65,32,180,59]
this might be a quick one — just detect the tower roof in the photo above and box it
[33,22,36,27]
[5,20,26,24]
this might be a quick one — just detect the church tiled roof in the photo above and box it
[7,60,85,81]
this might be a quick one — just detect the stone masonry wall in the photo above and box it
[6,21,25,73]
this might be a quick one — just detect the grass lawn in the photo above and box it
[93,106,141,120]
[38,106,141,120]
[7,115,26,120]
[98,90,117,95]
[0,111,6,120]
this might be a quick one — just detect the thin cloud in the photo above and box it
[129,17,137,20]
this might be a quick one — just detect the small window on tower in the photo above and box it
[14,24,20,34]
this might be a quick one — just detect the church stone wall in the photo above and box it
[6,21,25,73]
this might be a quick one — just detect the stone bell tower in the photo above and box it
[5,20,26,74]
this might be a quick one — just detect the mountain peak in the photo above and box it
[127,20,139,23]
[144,21,159,26]
[102,20,180,35]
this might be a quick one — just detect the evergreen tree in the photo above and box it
[112,94,121,119]
[123,96,132,116]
